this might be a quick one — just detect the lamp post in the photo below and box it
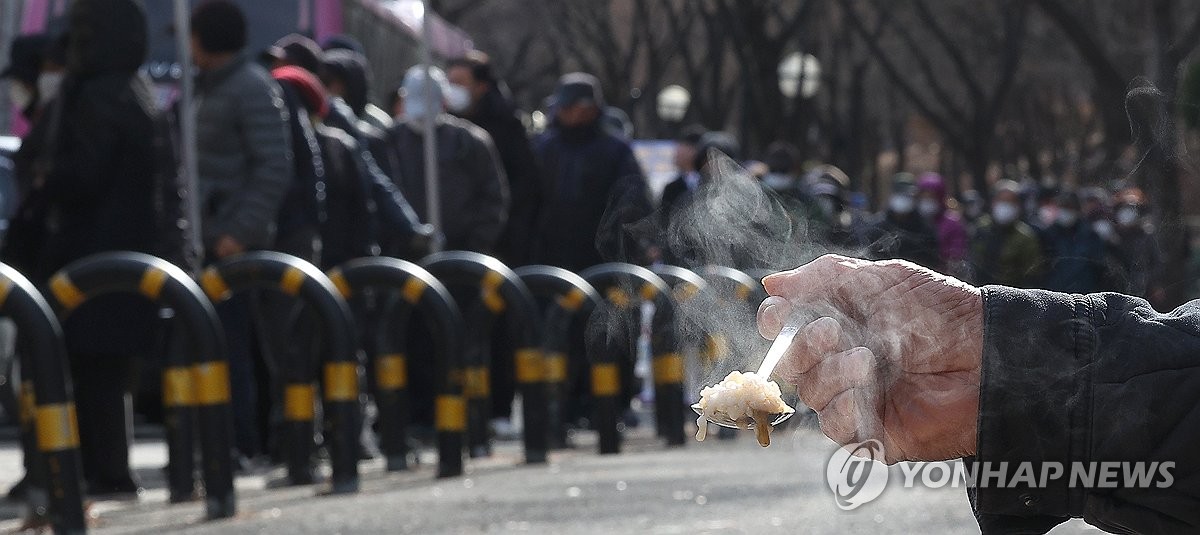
[656,84,690,137]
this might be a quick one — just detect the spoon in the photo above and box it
[691,313,805,430]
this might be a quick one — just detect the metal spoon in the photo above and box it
[691,313,805,430]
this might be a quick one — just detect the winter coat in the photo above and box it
[383,116,509,253]
[1041,222,1107,294]
[531,122,652,271]
[195,53,291,252]
[970,286,1200,533]
[20,0,162,356]
[970,218,1043,287]
[273,82,325,262]
[864,211,940,268]
[455,88,540,265]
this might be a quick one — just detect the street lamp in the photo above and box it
[778,52,821,99]
[656,85,691,123]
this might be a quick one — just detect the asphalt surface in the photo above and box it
[0,419,1102,534]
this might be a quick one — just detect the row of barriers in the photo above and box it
[5,250,768,534]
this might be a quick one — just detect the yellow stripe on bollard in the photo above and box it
[703,334,729,364]
[193,361,231,405]
[327,269,352,299]
[591,363,620,397]
[376,354,407,390]
[401,277,426,304]
[324,362,358,402]
[280,266,306,296]
[653,353,685,385]
[673,283,699,303]
[0,278,12,308]
[481,271,506,313]
[640,282,658,301]
[200,268,231,301]
[139,266,169,300]
[544,352,568,383]
[605,288,631,309]
[515,349,544,384]
[735,285,752,302]
[18,381,34,425]
[35,403,79,452]
[435,395,467,432]
[284,384,316,421]
[463,366,490,399]
[557,288,586,311]
[49,274,86,311]
[162,367,196,407]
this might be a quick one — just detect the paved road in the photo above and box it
[0,422,1102,534]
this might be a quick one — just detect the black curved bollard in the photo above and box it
[422,252,549,464]
[513,265,602,449]
[706,265,768,306]
[327,257,466,477]
[579,263,684,450]
[2,263,86,533]
[202,252,359,494]
[47,252,235,519]
[649,265,715,435]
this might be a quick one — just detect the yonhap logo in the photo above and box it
[826,440,888,510]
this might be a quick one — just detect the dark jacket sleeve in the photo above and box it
[223,77,292,248]
[971,286,1200,533]
[464,127,509,253]
[595,143,653,263]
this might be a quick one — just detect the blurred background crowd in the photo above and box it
[1,0,1199,504]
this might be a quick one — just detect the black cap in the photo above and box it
[322,34,364,54]
[1,34,49,85]
[553,72,604,108]
[265,33,323,76]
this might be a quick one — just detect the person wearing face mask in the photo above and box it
[446,52,540,266]
[1042,190,1107,294]
[1108,188,1166,305]
[384,65,508,254]
[864,172,939,267]
[970,180,1044,287]
[916,172,969,276]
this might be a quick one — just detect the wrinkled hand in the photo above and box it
[757,254,983,463]
[214,235,246,259]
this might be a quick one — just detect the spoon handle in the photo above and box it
[756,314,806,377]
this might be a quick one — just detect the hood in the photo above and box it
[322,49,370,117]
[67,0,147,77]
[917,172,947,203]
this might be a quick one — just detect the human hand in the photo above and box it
[214,235,246,259]
[757,254,983,463]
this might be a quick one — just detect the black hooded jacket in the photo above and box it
[19,0,162,356]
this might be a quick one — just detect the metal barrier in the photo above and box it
[46,252,235,518]
[578,263,683,450]
[3,263,86,533]
[327,257,466,477]
[201,252,359,493]
[422,252,548,463]
[706,265,768,306]
[512,265,602,449]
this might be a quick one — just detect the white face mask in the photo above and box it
[889,194,915,215]
[9,83,32,110]
[992,202,1019,225]
[1116,206,1140,227]
[36,71,64,104]
[1038,206,1058,226]
[918,198,941,219]
[444,83,471,113]
[1056,209,1078,227]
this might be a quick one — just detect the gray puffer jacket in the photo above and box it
[195,53,291,251]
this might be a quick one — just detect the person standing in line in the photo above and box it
[190,0,291,463]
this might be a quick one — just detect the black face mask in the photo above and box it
[557,120,599,142]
